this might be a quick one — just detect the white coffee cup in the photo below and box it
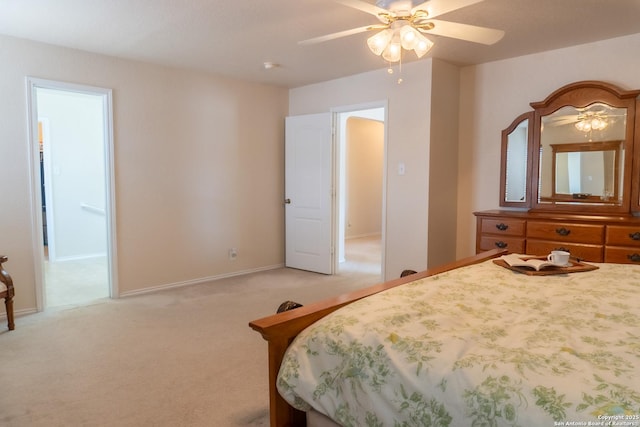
[547,250,570,266]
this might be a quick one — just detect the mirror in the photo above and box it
[500,112,533,207]
[500,81,640,214]
[538,103,627,206]
[547,140,623,203]
[528,81,639,214]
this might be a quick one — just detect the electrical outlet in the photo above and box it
[228,248,238,260]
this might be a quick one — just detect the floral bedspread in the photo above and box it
[277,259,640,427]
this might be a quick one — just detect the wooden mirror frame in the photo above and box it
[529,81,640,214]
[633,97,640,213]
[500,112,534,207]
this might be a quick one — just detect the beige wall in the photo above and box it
[427,60,460,267]
[345,117,383,239]
[0,35,288,313]
[456,33,640,258]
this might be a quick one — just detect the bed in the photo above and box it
[249,249,640,426]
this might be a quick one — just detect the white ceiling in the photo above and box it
[1,0,640,88]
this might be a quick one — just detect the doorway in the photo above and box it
[284,105,386,277]
[336,106,386,277]
[27,78,117,309]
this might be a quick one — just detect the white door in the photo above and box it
[285,113,333,274]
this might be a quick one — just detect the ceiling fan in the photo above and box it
[300,0,505,63]
[545,104,626,131]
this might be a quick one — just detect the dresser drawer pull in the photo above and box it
[555,227,571,236]
[627,253,640,262]
[495,223,509,231]
[495,241,508,249]
[629,232,640,241]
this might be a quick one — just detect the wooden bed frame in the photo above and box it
[249,249,507,427]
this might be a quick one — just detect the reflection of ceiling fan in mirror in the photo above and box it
[299,0,505,63]
[546,103,626,131]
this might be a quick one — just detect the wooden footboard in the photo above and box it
[248,249,507,427]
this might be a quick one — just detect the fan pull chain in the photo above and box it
[386,53,404,84]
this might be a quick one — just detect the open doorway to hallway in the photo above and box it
[29,79,117,309]
[44,255,109,306]
[339,235,382,275]
[336,107,385,277]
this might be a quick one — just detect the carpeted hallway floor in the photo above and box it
[0,237,382,426]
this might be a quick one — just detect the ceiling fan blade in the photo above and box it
[298,25,384,46]
[422,19,504,45]
[549,117,579,126]
[412,0,484,19]
[333,0,388,17]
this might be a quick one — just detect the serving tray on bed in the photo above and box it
[493,257,599,275]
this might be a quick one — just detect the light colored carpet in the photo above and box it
[0,238,381,426]
[45,255,109,307]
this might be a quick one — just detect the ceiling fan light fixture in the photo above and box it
[591,118,608,130]
[400,24,419,50]
[367,28,394,56]
[574,120,591,132]
[413,34,433,58]
[575,112,609,132]
[367,19,434,63]
[382,40,402,62]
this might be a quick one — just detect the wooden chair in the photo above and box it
[0,255,15,331]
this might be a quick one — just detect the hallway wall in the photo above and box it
[345,117,383,239]
[38,88,107,261]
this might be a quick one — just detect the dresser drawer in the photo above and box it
[604,246,640,264]
[479,236,525,253]
[480,218,526,236]
[605,225,640,247]
[526,240,603,262]
[527,221,604,244]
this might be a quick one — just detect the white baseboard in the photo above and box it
[119,263,285,298]
[345,232,382,240]
[0,307,38,322]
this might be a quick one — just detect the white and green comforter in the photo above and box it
[277,260,640,427]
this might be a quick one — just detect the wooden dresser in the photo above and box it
[474,210,640,264]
